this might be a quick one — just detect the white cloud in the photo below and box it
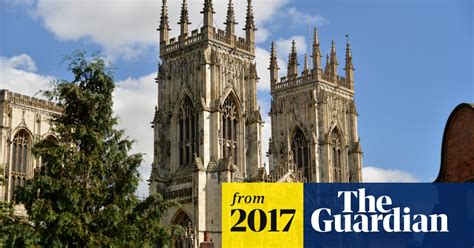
[255,46,286,91]
[276,36,308,59]
[363,166,419,182]
[255,28,270,44]
[113,73,157,198]
[0,54,53,96]
[31,0,289,59]
[34,0,160,59]
[1,53,38,72]
[287,7,329,28]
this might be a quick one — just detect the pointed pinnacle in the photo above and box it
[159,0,170,31]
[313,27,319,47]
[330,40,338,65]
[345,35,353,69]
[225,0,237,25]
[269,41,279,69]
[291,40,297,55]
[202,0,215,14]
[179,0,190,24]
[288,40,299,71]
[270,41,277,58]
[304,54,309,71]
[346,40,352,58]
[244,0,256,30]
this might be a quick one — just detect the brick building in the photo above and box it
[436,103,474,182]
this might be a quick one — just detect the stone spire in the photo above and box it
[303,54,309,74]
[201,0,215,36]
[178,0,191,39]
[325,54,330,74]
[329,40,338,80]
[312,27,322,71]
[269,41,279,90]
[158,0,170,44]
[224,0,237,40]
[287,40,299,77]
[244,0,256,48]
[345,35,355,88]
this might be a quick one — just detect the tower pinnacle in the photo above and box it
[325,54,330,74]
[345,34,355,87]
[201,0,215,36]
[312,27,322,71]
[178,0,191,39]
[303,54,309,74]
[329,40,338,80]
[330,40,338,66]
[244,0,256,48]
[225,0,237,40]
[158,0,170,44]
[269,41,279,90]
[288,40,299,77]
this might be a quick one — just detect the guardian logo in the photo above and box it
[310,188,449,233]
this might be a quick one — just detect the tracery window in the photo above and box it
[10,129,31,201]
[331,130,343,182]
[221,96,239,165]
[172,211,194,248]
[179,96,198,167]
[292,128,309,181]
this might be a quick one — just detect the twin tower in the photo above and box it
[149,0,362,246]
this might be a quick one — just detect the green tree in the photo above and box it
[1,51,179,247]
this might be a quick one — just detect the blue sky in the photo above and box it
[1,0,472,195]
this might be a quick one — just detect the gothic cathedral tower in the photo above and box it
[267,30,362,183]
[149,0,263,246]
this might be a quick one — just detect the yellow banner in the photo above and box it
[222,183,304,248]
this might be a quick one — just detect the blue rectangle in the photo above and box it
[304,183,474,248]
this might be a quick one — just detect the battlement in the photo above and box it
[269,31,355,94]
[0,89,62,114]
[159,0,256,57]
[273,69,351,93]
[160,27,253,56]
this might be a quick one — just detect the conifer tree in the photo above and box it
[1,51,179,247]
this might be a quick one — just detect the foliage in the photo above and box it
[0,51,179,247]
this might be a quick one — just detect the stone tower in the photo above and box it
[267,30,362,183]
[149,0,263,246]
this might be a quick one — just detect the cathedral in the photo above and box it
[148,0,362,247]
[0,90,61,207]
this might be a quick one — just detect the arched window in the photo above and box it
[179,96,198,167]
[292,128,310,181]
[171,211,194,248]
[221,96,239,165]
[10,129,31,201]
[331,130,343,182]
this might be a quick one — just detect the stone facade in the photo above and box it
[149,0,262,246]
[149,0,362,247]
[267,33,362,183]
[0,89,61,203]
